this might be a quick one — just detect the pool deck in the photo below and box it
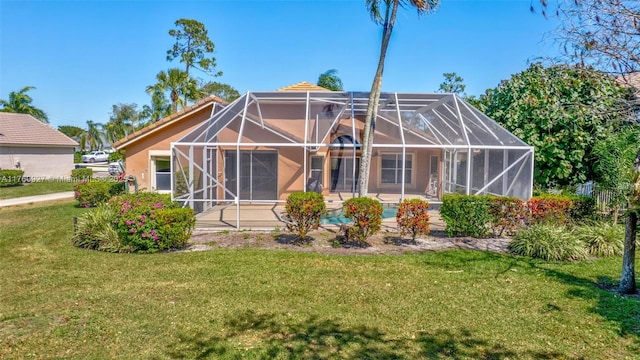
[195,203,445,232]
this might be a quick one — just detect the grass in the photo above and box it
[0,180,76,199]
[0,201,639,359]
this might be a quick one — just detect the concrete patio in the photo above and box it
[195,203,445,232]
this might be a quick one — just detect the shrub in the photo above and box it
[73,179,126,208]
[109,192,190,253]
[488,197,527,237]
[509,224,587,261]
[109,181,127,196]
[396,199,430,241]
[568,195,596,221]
[574,222,625,257]
[343,197,383,244]
[74,180,113,208]
[440,194,491,237]
[526,195,574,225]
[71,168,93,181]
[155,207,196,250]
[71,205,121,252]
[74,152,83,163]
[0,169,24,187]
[284,192,327,240]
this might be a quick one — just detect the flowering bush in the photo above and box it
[284,192,327,240]
[108,192,193,252]
[154,207,196,250]
[396,199,430,241]
[488,196,527,236]
[109,193,174,251]
[343,197,383,244]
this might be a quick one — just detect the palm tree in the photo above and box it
[81,120,104,151]
[0,86,49,123]
[317,69,344,91]
[358,0,439,197]
[146,68,200,114]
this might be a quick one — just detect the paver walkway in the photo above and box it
[0,192,75,207]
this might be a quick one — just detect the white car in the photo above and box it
[108,161,124,176]
[82,151,109,163]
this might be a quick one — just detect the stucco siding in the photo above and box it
[0,146,75,178]
[123,108,212,190]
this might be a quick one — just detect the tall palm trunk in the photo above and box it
[621,209,637,293]
[620,149,640,294]
[359,1,399,197]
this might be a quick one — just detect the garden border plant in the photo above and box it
[72,191,196,253]
[283,191,327,242]
[342,197,383,245]
[396,198,430,242]
[73,178,126,208]
[0,169,24,187]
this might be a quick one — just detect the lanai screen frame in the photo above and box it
[171,91,534,225]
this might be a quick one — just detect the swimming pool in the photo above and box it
[320,206,398,225]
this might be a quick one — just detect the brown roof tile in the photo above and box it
[0,113,78,147]
[113,95,225,149]
[276,81,331,92]
[617,72,640,93]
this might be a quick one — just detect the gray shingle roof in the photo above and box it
[0,112,78,147]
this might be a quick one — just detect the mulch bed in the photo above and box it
[185,228,511,255]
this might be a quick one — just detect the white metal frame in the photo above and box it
[170,91,534,228]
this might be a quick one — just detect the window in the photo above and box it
[154,158,171,191]
[310,156,323,181]
[381,153,412,184]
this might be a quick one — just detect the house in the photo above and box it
[0,113,78,178]
[113,96,226,191]
[171,89,534,220]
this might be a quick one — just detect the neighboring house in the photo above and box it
[171,87,534,216]
[113,96,226,192]
[0,113,78,178]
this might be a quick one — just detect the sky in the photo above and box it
[0,0,561,130]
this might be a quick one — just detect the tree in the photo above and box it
[58,125,85,140]
[82,120,104,151]
[592,126,640,223]
[479,63,632,187]
[103,103,142,145]
[358,0,439,197]
[538,0,640,294]
[437,72,466,95]
[317,69,344,91]
[0,86,48,123]
[167,18,222,78]
[141,92,171,123]
[146,68,200,114]
[198,81,240,102]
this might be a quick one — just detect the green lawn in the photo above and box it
[0,180,76,199]
[0,201,638,359]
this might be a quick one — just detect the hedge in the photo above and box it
[0,169,24,187]
[440,194,492,237]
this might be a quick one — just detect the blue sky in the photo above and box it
[0,0,560,130]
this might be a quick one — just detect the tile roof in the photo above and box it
[113,95,225,149]
[276,81,331,92]
[625,72,640,91]
[617,72,640,93]
[0,112,78,147]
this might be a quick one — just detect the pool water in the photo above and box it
[320,206,398,225]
